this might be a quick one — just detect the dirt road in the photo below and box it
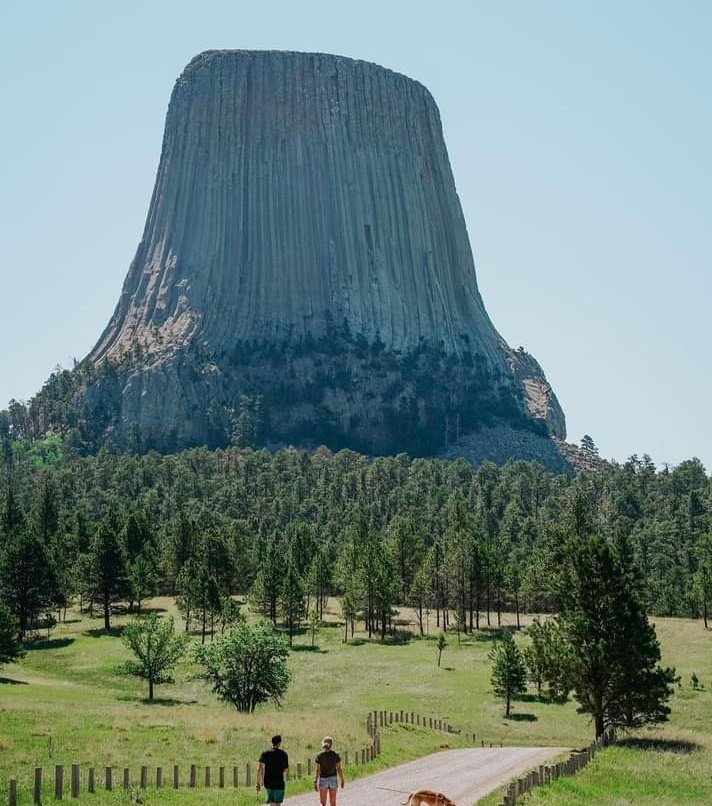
[284,747,564,806]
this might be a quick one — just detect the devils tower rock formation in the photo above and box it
[78,50,565,464]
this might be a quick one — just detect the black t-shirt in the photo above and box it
[315,749,340,777]
[259,747,289,789]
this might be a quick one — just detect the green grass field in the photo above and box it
[1,601,711,805]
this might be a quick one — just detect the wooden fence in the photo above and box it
[6,708,458,805]
[498,728,616,805]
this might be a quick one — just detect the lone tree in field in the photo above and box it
[122,614,188,701]
[0,604,24,669]
[489,632,527,717]
[557,524,677,738]
[307,609,320,647]
[436,632,448,667]
[195,623,290,712]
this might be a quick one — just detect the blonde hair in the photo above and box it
[321,736,333,747]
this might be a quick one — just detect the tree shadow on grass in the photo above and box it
[116,694,197,706]
[147,697,197,706]
[379,631,413,646]
[0,676,28,685]
[135,606,168,615]
[507,713,538,722]
[86,627,125,638]
[617,737,701,754]
[290,645,327,653]
[24,637,75,650]
[473,627,518,642]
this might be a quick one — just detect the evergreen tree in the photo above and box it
[307,609,320,647]
[337,519,367,635]
[692,533,712,628]
[176,559,222,643]
[87,520,128,631]
[0,603,24,667]
[218,596,245,634]
[306,543,333,618]
[279,554,305,645]
[523,617,574,702]
[580,434,599,455]
[489,632,527,717]
[0,526,57,639]
[250,535,286,625]
[409,562,432,636]
[436,632,447,668]
[557,529,677,738]
[127,545,160,614]
[386,515,425,602]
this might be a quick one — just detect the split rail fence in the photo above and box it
[5,708,456,805]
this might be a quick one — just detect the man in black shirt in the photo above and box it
[257,735,289,805]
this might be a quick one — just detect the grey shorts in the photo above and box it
[318,775,338,790]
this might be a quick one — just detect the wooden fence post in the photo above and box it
[308,758,312,776]
[140,766,148,789]
[204,766,211,787]
[156,767,162,788]
[8,779,17,806]
[232,766,238,787]
[69,764,79,798]
[55,765,64,799]
[344,751,349,766]
[297,762,302,778]
[70,764,80,798]
[246,763,251,787]
[122,768,129,789]
[105,767,112,792]
[219,766,225,788]
[190,765,196,788]
[173,765,180,789]
[88,767,95,793]
[34,767,42,804]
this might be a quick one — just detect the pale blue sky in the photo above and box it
[1,1,710,468]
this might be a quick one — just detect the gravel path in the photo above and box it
[284,747,564,806]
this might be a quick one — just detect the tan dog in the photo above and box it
[401,790,457,806]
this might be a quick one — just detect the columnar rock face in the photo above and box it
[84,50,566,463]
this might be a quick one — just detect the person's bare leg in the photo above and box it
[319,787,327,806]
[328,787,337,806]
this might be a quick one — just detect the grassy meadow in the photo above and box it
[1,600,712,805]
